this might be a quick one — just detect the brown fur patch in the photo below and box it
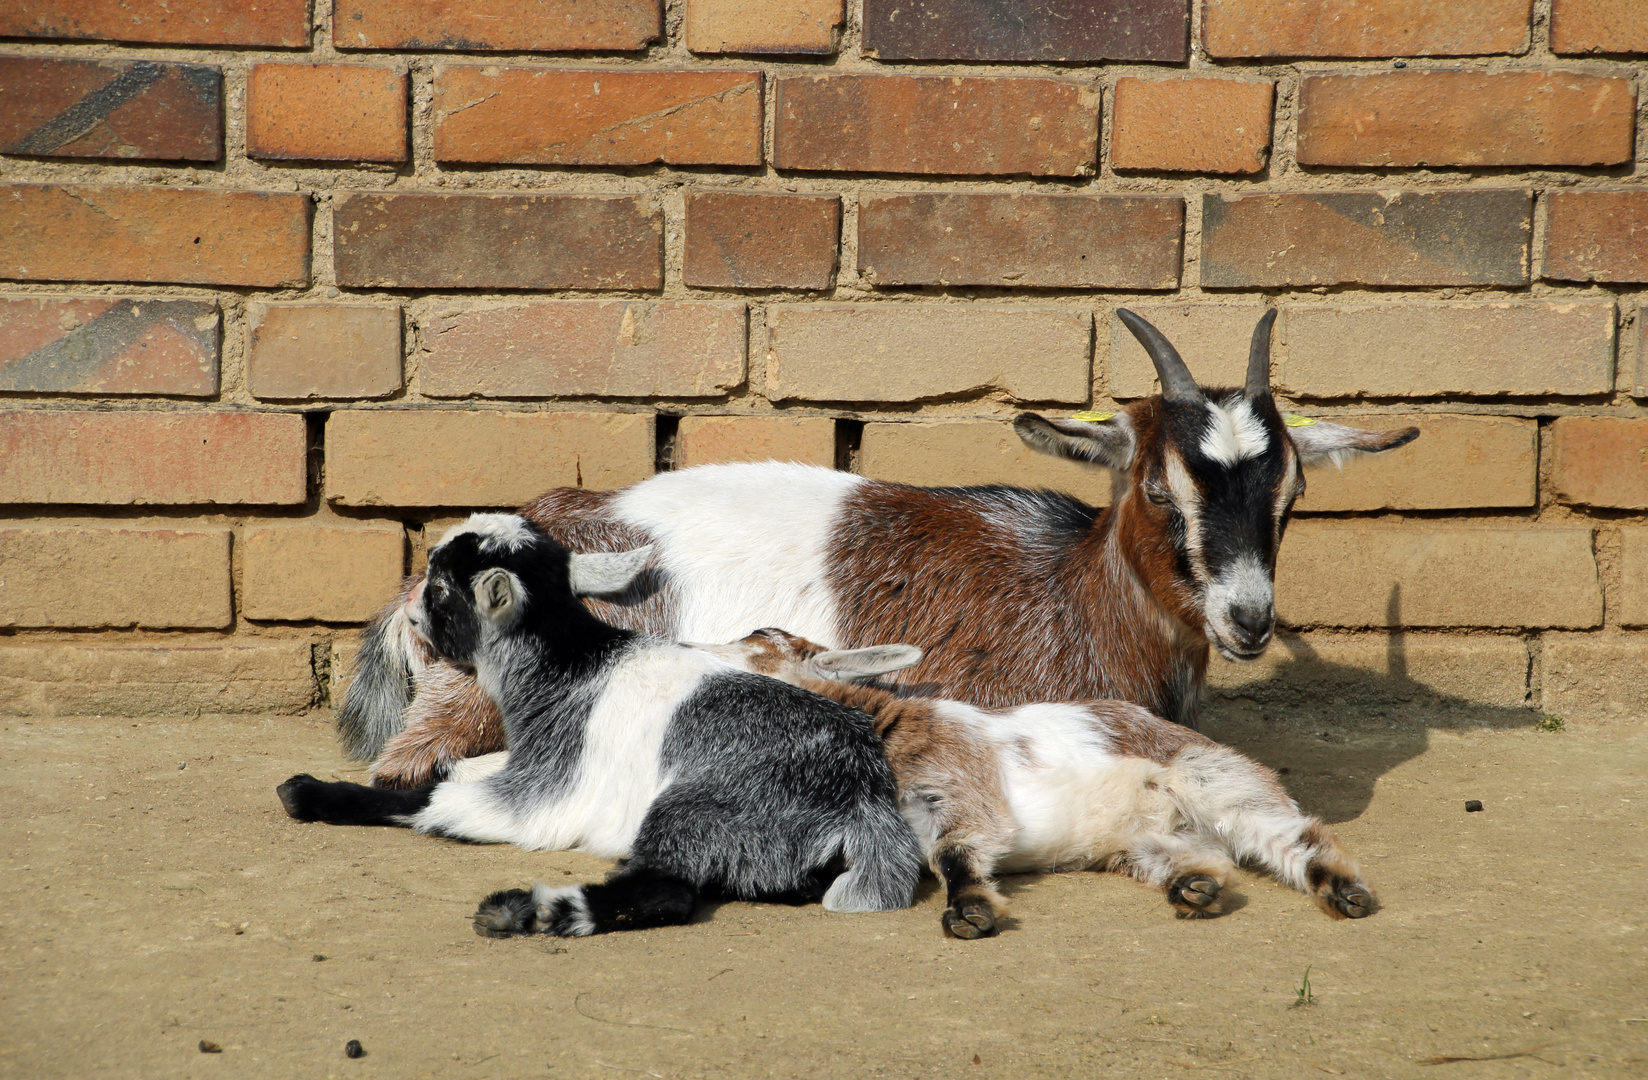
[370,663,503,789]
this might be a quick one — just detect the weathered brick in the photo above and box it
[0,295,218,396]
[1638,301,1648,399]
[1295,414,1537,512]
[683,192,840,290]
[1202,0,1532,57]
[764,305,1091,404]
[1296,72,1634,168]
[1106,303,1269,399]
[247,64,406,163]
[1281,301,1615,398]
[1550,416,1648,509]
[685,0,841,54]
[0,0,310,47]
[1543,191,1648,284]
[418,301,746,399]
[858,193,1182,289]
[0,184,310,287]
[1200,191,1531,288]
[434,67,762,167]
[242,524,406,623]
[1541,635,1648,727]
[677,415,836,468]
[0,640,316,717]
[860,420,1113,506]
[333,0,660,51]
[0,527,231,629]
[1551,0,1648,54]
[0,411,307,505]
[332,192,661,291]
[247,302,402,402]
[863,0,1188,61]
[1208,632,1530,709]
[1618,529,1648,627]
[1110,76,1273,174]
[1277,525,1601,629]
[0,57,221,161]
[326,410,654,507]
[773,74,1100,177]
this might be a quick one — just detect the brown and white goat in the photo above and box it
[696,628,1376,939]
[345,310,1419,787]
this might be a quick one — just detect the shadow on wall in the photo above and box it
[1202,586,1539,825]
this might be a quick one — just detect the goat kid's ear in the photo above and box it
[567,545,653,597]
[1288,419,1421,469]
[1013,412,1136,472]
[474,568,518,621]
[809,644,924,681]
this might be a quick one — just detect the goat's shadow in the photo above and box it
[1199,586,1539,824]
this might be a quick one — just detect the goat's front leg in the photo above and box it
[474,868,700,938]
[933,841,1006,939]
[276,775,433,826]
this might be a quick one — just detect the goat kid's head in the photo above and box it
[693,627,923,686]
[1014,309,1419,663]
[409,513,652,667]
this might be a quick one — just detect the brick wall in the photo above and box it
[1,0,1644,726]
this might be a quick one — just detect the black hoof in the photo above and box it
[276,774,325,820]
[1168,873,1223,916]
[1330,880,1376,919]
[474,888,537,939]
[942,901,998,940]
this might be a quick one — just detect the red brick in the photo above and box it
[683,192,840,290]
[434,66,761,168]
[1618,530,1648,626]
[242,524,406,623]
[858,193,1182,288]
[0,184,310,287]
[1110,76,1273,174]
[0,527,232,629]
[247,303,402,401]
[863,0,1188,62]
[0,0,310,47]
[0,411,307,505]
[332,192,660,291]
[676,415,836,467]
[1201,190,1531,288]
[0,295,218,397]
[1543,191,1648,284]
[0,57,221,161]
[1297,72,1634,168]
[773,74,1100,177]
[326,410,654,507]
[1552,0,1648,54]
[333,0,660,51]
[246,64,406,164]
[1550,416,1648,509]
[418,301,746,399]
[1203,0,1532,57]
[685,0,841,54]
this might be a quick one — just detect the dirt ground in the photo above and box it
[3,700,1645,1080]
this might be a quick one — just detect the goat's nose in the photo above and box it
[1230,602,1274,643]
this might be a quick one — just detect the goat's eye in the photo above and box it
[1145,487,1172,507]
[431,581,448,599]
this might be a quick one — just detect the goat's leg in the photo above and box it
[1111,835,1235,918]
[933,841,1007,939]
[276,775,432,826]
[474,868,699,938]
[370,663,504,789]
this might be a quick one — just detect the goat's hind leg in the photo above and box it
[475,868,699,939]
[1117,836,1234,918]
[1297,823,1376,919]
[934,842,1006,939]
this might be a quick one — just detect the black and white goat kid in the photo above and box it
[276,515,922,937]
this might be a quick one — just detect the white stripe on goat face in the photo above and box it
[1199,400,1271,467]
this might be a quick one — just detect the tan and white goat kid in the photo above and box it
[695,628,1376,940]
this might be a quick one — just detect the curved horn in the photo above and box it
[1245,309,1278,400]
[1117,308,1202,404]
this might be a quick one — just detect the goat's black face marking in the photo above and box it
[420,525,574,667]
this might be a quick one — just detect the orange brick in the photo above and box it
[333,0,660,51]
[434,67,762,167]
[0,295,219,397]
[0,184,310,287]
[1297,71,1634,168]
[677,415,836,467]
[0,527,231,629]
[242,524,406,623]
[1550,416,1648,509]
[247,302,403,401]
[0,0,310,47]
[246,64,407,163]
[685,0,842,54]
[1541,634,1648,726]
[1203,0,1532,57]
[1543,191,1648,284]
[1551,0,1648,54]
[1109,76,1273,174]
[0,411,307,505]
[683,192,841,290]
[1618,529,1648,626]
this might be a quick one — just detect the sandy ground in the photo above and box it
[3,701,1645,1080]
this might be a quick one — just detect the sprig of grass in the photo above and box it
[1537,714,1564,733]
[1291,966,1315,1008]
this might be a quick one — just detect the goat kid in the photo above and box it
[347,309,1419,786]
[277,516,922,937]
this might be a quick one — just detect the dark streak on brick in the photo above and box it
[0,57,222,161]
[0,297,219,395]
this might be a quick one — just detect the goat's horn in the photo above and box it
[1117,308,1202,404]
[1245,309,1278,400]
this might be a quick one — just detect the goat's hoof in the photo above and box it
[1168,873,1224,917]
[1328,880,1376,919]
[276,774,325,821]
[474,888,537,939]
[942,902,997,939]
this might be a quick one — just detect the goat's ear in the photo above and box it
[474,568,518,621]
[567,545,653,597]
[1287,419,1420,469]
[808,644,924,681]
[1013,412,1135,472]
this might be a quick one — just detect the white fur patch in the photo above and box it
[1199,401,1271,466]
[441,512,535,553]
[444,751,510,784]
[531,882,596,936]
[1201,553,1274,659]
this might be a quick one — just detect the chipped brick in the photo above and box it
[333,0,660,51]
[1109,76,1273,174]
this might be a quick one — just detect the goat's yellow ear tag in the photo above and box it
[1069,411,1117,423]
[1283,414,1318,427]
